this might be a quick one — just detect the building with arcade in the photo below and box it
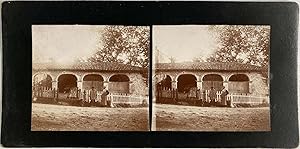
[32,62,148,97]
[154,62,268,96]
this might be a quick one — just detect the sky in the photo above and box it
[153,25,219,63]
[33,25,222,64]
[32,25,104,64]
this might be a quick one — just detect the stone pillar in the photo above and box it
[223,81,229,90]
[171,80,177,89]
[52,81,58,90]
[129,81,133,94]
[103,81,109,90]
[248,80,253,94]
[197,80,203,90]
[77,81,83,90]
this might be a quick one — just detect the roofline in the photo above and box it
[32,68,145,73]
[154,69,266,72]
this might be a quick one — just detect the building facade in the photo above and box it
[32,62,148,96]
[154,62,268,96]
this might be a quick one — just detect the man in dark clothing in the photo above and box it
[89,87,97,107]
[101,86,110,107]
[220,86,229,106]
[208,87,217,106]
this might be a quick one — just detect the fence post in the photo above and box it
[205,90,208,102]
[171,88,176,101]
[76,88,79,98]
[53,88,56,99]
[175,89,178,102]
[41,87,43,97]
[110,94,113,105]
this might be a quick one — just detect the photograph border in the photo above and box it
[1,1,299,147]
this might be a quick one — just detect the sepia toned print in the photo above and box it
[32,25,150,131]
[152,25,270,131]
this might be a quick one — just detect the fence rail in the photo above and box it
[227,94,269,104]
[156,88,269,105]
[32,87,148,105]
[108,93,148,104]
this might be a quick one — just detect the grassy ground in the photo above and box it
[153,104,271,131]
[31,103,149,131]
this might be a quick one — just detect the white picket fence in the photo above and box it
[204,90,269,104]
[108,93,148,105]
[32,86,56,98]
[80,90,148,105]
[227,94,269,104]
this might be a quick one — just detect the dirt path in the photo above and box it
[153,104,270,131]
[31,103,149,131]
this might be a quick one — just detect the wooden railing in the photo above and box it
[108,93,148,105]
[156,88,269,104]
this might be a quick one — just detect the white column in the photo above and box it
[77,81,83,90]
[223,81,229,90]
[197,80,203,90]
[129,81,133,94]
[52,81,58,90]
[171,80,177,90]
[103,81,109,90]
[248,80,253,94]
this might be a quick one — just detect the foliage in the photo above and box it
[88,26,150,68]
[207,25,270,67]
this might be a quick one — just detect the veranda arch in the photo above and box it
[202,74,224,91]
[32,73,53,89]
[228,74,250,93]
[82,74,104,91]
[57,74,78,93]
[109,74,130,93]
[177,74,197,93]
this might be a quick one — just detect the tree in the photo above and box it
[169,56,176,63]
[88,26,150,68]
[207,25,270,67]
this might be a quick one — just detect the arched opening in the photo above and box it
[228,74,250,93]
[33,73,52,89]
[58,74,77,93]
[83,74,104,91]
[202,74,223,91]
[177,74,197,93]
[156,75,172,90]
[109,74,130,93]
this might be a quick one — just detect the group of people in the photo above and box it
[83,86,111,107]
[208,86,230,107]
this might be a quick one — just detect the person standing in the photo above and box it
[89,87,97,107]
[220,86,229,106]
[101,86,110,107]
[208,87,217,106]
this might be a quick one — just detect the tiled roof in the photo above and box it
[32,62,144,72]
[155,62,266,72]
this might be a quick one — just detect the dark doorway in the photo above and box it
[177,74,197,93]
[58,74,77,93]
[157,75,172,90]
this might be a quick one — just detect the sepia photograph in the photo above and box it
[152,25,271,131]
[31,25,150,131]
